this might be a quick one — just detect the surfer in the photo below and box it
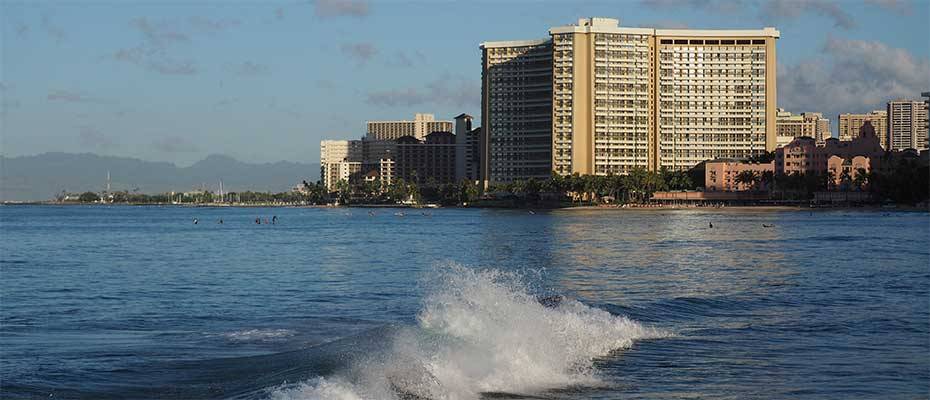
[193,218,198,225]
[709,222,713,228]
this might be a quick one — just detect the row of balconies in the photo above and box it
[659,47,767,53]
[657,95,767,100]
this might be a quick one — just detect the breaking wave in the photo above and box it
[270,264,666,399]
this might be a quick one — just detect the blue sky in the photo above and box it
[2,0,928,166]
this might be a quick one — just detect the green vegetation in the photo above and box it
[77,191,100,202]
[771,156,929,204]
[488,167,698,205]
[57,155,927,207]
[337,179,480,206]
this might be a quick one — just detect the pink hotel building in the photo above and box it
[775,121,885,187]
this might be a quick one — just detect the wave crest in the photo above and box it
[271,264,666,399]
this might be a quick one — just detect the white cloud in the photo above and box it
[778,37,930,123]
[366,75,478,108]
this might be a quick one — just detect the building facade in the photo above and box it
[652,25,779,171]
[776,109,831,147]
[366,113,453,141]
[480,39,554,185]
[395,132,458,186]
[320,140,364,190]
[826,155,870,190]
[705,159,774,191]
[838,110,888,148]
[887,99,929,151]
[454,114,482,182]
[775,123,884,177]
[480,17,779,186]
[549,18,653,176]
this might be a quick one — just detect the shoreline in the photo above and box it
[3,201,927,212]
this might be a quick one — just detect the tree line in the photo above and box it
[60,156,927,206]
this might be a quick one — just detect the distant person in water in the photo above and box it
[272,216,277,224]
[218,219,223,224]
[193,218,198,225]
[255,218,261,224]
[264,218,269,224]
[709,222,713,228]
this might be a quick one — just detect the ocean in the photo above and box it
[1,205,928,399]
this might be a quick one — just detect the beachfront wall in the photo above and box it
[705,160,775,191]
[652,191,770,202]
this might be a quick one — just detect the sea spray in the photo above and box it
[270,264,666,399]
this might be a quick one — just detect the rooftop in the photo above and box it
[480,39,550,49]
[548,17,779,38]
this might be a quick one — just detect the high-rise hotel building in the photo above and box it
[776,109,831,147]
[887,99,929,151]
[838,110,888,148]
[481,17,779,185]
[366,113,454,141]
[480,40,554,183]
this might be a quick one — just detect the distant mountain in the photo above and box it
[0,152,319,201]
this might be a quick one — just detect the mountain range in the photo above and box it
[0,153,320,201]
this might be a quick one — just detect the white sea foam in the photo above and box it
[271,264,666,400]
[222,328,296,342]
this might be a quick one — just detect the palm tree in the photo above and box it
[735,170,759,191]
[852,168,868,191]
[334,180,350,204]
[760,171,774,192]
[827,170,837,191]
[839,170,853,191]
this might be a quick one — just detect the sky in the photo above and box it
[1,0,928,166]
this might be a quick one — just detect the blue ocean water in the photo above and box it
[1,205,928,399]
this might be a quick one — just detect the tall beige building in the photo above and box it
[888,99,929,151]
[776,109,831,147]
[481,17,779,184]
[366,113,453,141]
[838,110,888,148]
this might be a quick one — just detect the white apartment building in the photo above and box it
[888,99,929,151]
[320,140,363,191]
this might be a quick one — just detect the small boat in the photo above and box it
[762,224,774,228]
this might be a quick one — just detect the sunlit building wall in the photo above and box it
[480,17,779,186]
[838,110,888,148]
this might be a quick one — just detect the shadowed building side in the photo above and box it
[480,39,554,187]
